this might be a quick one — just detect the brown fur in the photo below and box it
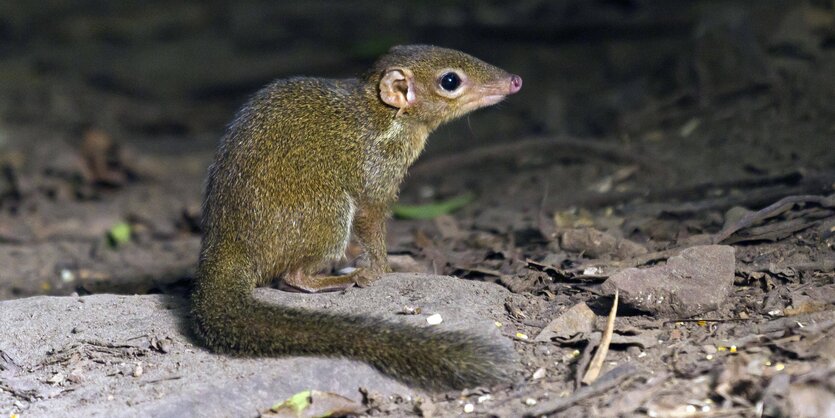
[192,45,521,389]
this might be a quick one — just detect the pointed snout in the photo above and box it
[509,74,522,94]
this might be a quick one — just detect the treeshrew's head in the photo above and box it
[369,45,522,128]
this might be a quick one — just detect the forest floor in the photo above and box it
[1,1,834,417]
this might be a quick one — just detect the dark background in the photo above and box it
[2,0,825,154]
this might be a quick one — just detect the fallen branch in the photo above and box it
[575,332,601,388]
[525,363,641,417]
[582,290,619,384]
[596,371,671,417]
[711,194,835,243]
[0,381,40,402]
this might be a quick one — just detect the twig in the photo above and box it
[0,382,40,402]
[538,177,555,239]
[140,375,183,385]
[452,265,503,277]
[582,290,618,384]
[575,332,601,389]
[0,349,22,373]
[711,194,835,243]
[596,371,671,417]
[525,363,640,417]
[663,318,747,325]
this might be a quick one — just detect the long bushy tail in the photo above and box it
[191,258,515,390]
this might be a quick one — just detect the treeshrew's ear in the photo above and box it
[379,67,416,116]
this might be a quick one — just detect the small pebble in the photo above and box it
[679,118,701,137]
[426,313,443,325]
[68,368,84,384]
[531,367,546,380]
[463,403,474,413]
[400,305,422,315]
[158,339,172,354]
[524,398,537,406]
[534,345,551,356]
[60,269,75,283]
[582,266,601,275]
[47,372,65,384]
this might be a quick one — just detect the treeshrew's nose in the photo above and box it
[509,75,522,94]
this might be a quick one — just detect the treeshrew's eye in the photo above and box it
[440,72,461,91]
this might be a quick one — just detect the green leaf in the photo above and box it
[108,222,132,247]
[393,193,475,220]
[271,390,312,414]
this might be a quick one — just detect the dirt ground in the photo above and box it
[1,1,834,417]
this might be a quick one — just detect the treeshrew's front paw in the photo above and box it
[352,269,384,288]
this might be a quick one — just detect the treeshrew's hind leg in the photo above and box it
[283,202,392,293]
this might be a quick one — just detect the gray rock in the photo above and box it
[534,302,596,342]
[0,274,515,417]
[560,228,648,259]
[601,245,736,317]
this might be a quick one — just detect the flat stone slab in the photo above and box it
[601,245,736,317]
[0,274,515,417]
